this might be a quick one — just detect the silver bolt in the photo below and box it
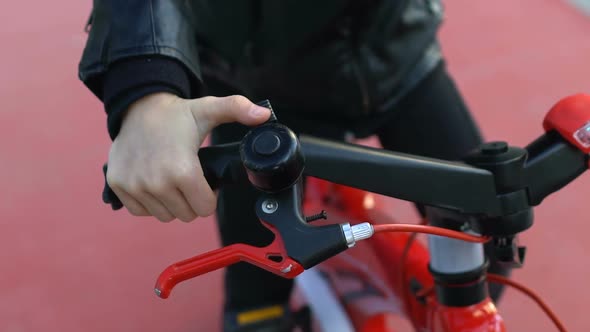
[262,199,278,214]
[281,264,293,274]
[154,288,162,297]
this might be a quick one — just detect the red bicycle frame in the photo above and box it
[301,177,504,332]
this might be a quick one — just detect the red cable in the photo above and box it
[374,223,566,331]
[398,219,428,322]
[372,224,490,243]
[487,273,567,332]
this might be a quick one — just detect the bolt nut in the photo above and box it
[262,199,278,214]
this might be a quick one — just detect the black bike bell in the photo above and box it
[240,123,304,192]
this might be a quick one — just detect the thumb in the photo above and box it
[193,95,271,132]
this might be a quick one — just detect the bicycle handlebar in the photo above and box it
[103,95,589,222]
[101,94,590,298]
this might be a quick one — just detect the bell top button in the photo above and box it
[253,132,281,156]
[481,141,509,155]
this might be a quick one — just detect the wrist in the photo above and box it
[129,91,180,110]
[106,86,181,140]
[119,92,181,132]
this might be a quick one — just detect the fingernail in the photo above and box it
[249,106,269,118]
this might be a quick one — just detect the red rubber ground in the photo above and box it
[1,1,589,331]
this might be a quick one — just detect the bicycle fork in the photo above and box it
[426,230,505,332]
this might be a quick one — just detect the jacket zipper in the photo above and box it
[341,12,370,114]
[351,59,370,114]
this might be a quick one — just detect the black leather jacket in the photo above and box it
[79,0,444,135]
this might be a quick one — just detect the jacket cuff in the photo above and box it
[103,57,194,140]
[106,85,181,140]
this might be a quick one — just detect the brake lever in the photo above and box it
[154,182,361,299]
[155,221,304,299]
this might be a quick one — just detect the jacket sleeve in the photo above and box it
[102,57,192,140]
[78,0,203,100]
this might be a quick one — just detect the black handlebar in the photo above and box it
[102,102,588,237]
[300,136,502,216]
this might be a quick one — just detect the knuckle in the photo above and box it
[178,213,196,223]
[198,200,217,217]
[225,95,249,110]
[199,96,215,104]
[158,215,175,223]
[173,166,196,184]
[146,178,171,195]
[127,206,145,216]
[105,171,122,188]
[126,181,145,196]
[194,96,215,114]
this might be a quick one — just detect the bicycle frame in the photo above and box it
[297,177,503,332]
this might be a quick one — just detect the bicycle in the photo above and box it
[103,94,590,331]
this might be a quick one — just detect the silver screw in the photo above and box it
[262,199,278,214]
[281,264,293,274]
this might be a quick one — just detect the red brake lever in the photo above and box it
[155,221,304,299]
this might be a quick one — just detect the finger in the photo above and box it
[110,185,150,216]
[177,161,217,217]
[153,187,198,222]
[134,190,176,222]
[194,95,271,132]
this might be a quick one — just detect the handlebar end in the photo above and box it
[102,164,123,210]
[544,93,590,154]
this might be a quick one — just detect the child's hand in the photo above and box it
[106,92,271,222]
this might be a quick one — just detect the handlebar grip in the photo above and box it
[102,163,124,210]
[101,142,244,210]
[102,100,275,211]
